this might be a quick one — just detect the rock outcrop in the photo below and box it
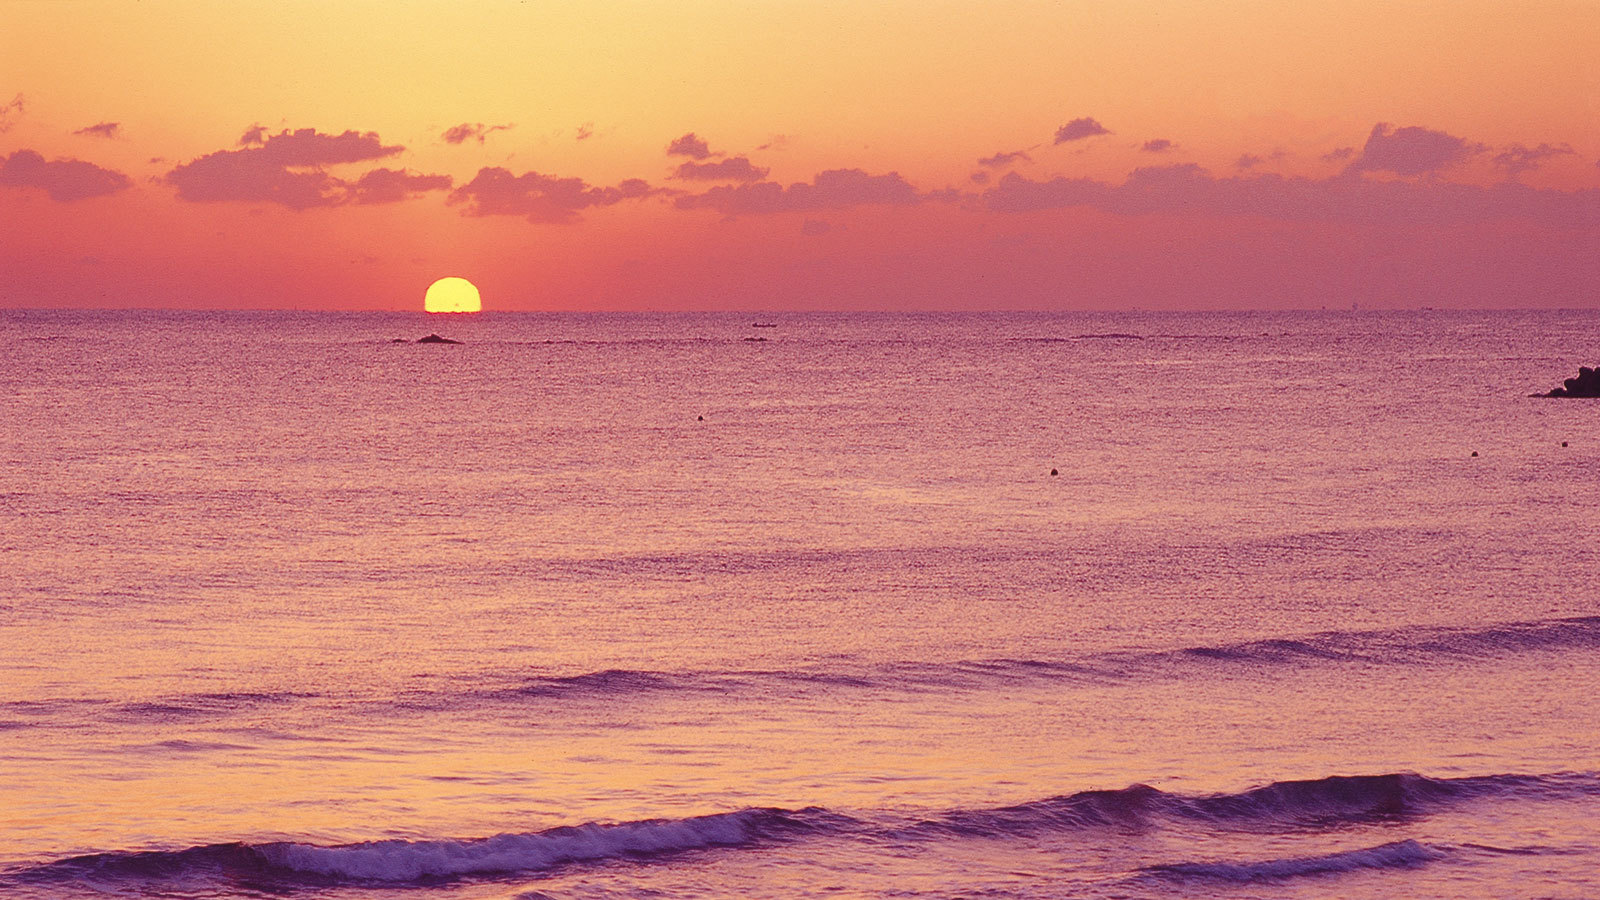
[416,334,462,345]
[1542,366,1600,397]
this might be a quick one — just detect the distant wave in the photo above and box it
[18,616,1600,726]
[112,690,316,720]
[478,614,1600,702]
[1141,839,1445,883]
[926,772,1595,837]
[1096,614,1600,677]
[501,668,686,699]
[1,690,322,729]
[9,772,1590,889]
[1013,333,1144,342]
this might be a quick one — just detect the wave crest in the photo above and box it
[264,807,805,881]
[18,616,1600,728]
[928,771,1595,836]
[1143,839,1445,882]
[19,807,825,886]
[486,615,1600,703]
[12,771,1589,889]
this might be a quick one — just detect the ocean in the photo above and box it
[2,308,1598,899]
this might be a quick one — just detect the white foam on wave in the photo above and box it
[1146,839,1445,882]
[260,809,778,881]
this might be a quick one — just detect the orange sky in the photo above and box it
[2,0,1597,310]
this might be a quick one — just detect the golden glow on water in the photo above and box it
[424,277,482,314]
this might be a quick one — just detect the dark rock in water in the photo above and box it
[389,338,410,343]
[1541,365,1600,397]
[742,336,768,342]
[417,334,461,345]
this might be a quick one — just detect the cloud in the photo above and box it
[348,168,452,204]
[673,156,769,182]
[982,164,1599,228]
[667,133,711,159]
[166,127,406,208]
[442,122,512,145]
[978,150,1031,169]
[801,218,832,235]
[0,93,24,133]
[1053,117,1110,144]
[1348,123,1484,177]
[970,171,990,185]
[1321,146,1355,163]
[575,123,593,141]
[982,172,1110,213]
[73,122,120,139]
[674,168,921,215]
[252,128,402,165]
[168,155,342,207]
[0,149,131,201]
[449,168,661,223]
[1237,149,1286,170]
[1141,139,1175,153]
[1492,142,1574,177]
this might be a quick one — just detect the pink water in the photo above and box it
[3,309,1599,898]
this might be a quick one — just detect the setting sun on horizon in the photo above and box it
[424,277,481,313]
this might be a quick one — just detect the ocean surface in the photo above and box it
[2,308,1599,899]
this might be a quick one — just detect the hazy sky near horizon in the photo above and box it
[2,0,1597,310]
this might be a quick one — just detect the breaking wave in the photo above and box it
[15,807,828,886]
[9,772,1590,889]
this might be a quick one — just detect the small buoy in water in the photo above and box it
[1050,468,1059,476]
[1471,451,1478,457]
[1562,441,1568,447]
[697,415,704,421]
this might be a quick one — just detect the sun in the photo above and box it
[424,277,482,313]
